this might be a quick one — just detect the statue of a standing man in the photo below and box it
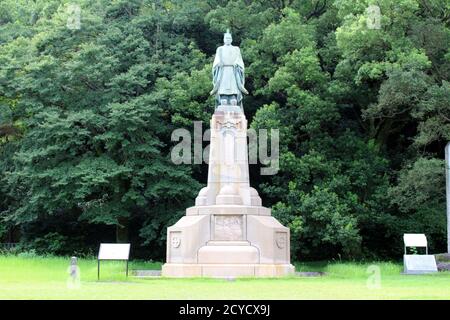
[210,29,248,108]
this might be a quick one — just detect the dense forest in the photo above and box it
[0,0,449,260]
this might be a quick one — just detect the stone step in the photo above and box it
[132,270,161,277]
[198,245,259,264]
[162,263,296,277]
[295,271,326,277]
[133,269,323,278]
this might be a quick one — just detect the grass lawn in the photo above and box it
[0,256,449,299]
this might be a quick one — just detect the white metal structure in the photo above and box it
[97,243,130,279]
[403,233,428,254]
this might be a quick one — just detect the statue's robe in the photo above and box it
[211,44,246,103]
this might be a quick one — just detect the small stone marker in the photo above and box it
[70,256,78,279]
[67,256,80,289]
[404,255,438,274]
[133,270,161,277]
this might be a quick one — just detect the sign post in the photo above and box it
[446,142,450,253]
[97,243,131,280]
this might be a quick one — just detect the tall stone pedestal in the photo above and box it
[162,105,295,277]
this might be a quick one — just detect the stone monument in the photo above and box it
[162,30,295,277]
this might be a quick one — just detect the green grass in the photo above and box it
[0,256,449,299]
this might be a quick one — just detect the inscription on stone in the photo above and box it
[214,215,243,240]
[404,255,438,274]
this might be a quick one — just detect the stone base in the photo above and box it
[198,244,260,264]
[403,254,438,274]
[166,212,292,267]
[161,263,295,278]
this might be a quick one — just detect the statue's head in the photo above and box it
[223,29,232,45]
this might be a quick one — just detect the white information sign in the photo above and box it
[98,243,130,260]
[403,234,427,248]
